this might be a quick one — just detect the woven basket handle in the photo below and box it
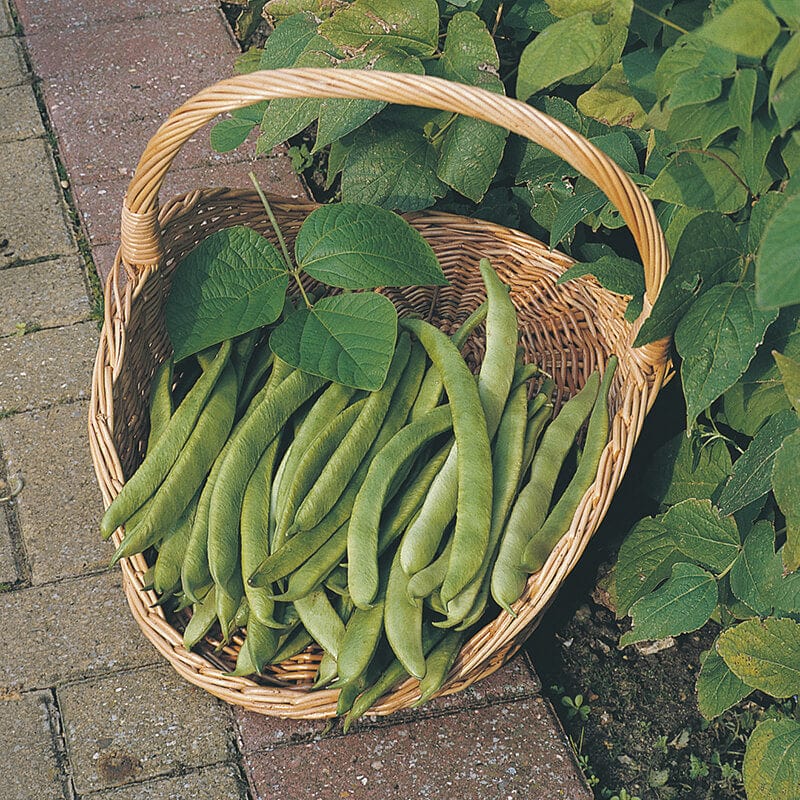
[121,68,669,305]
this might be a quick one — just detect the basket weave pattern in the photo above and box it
[89,69,671,718]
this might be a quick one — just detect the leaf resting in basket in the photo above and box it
[165,200,447,390]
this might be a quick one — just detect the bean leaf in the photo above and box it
[743,719,800,800]
[516,12,607,101]
[642,433,732,505]
[717,617,800,698]
[675,282,779,428]
[662,499,740,573]
[320,0,439,56]
[730,520,800,615]
[619,562,718,647]
[557,254,645,321]
[165,226,289,362]
[295,203,446,290]
[340,123,446,211]
[635,212,743,346]
[696,646,752,720]
[269,292,397,390]
[756,193,800,310]
[774,351,800,412]
[647,149,749,213]
[615,517,684,618]
[695,0,780,59]
[717,408,799,515]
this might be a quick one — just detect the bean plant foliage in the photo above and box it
[214,0,800,796]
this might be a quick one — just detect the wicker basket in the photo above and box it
[88,68,671,719]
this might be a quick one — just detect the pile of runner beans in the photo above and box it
[101,259,615,724]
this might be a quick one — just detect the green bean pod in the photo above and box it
[183,586,218,650]
[152,490,199,596]
[101,339,232,539]
[406,537,453,600]
[523,356,617,573]
[275,398,367,542]
[337,564,388,686]
[491,371,601,615]
[293,334,412,531]
[270,625,314,665]
[384,546,426,680]
[414,630,465,706]
[241,439,283,628]
[399,317,494,606]
[348,404,453,609]
[410,300,488,421]
[146,358,174,451]
[269,523,349,602]
[400,262,516,583]
[111,360,239,564]
[343,625,445,731]
[207,369,326,595]
[438,380,529,627]
[293,588,346,659]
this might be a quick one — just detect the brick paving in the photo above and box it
[0,0,593,797]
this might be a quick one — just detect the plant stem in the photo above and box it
[633,3,688,34]
[249,170,294,273]
[293,274,313,309]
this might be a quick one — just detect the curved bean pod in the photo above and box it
[490,371,600,614]
[523,356,617,573]
[293,334,412,531]
[348,404,453,609]
[399,317,494,606]
[100,338,232,540]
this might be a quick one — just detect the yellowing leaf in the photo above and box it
[744,719,800,800]
[696,0,780,58]
[577,63,647,127]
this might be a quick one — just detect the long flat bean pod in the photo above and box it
[111,361,239,564]
[100,338,232,539]
[343,626,445,731]
[491,371,600,615]
[399,317,494,606]
[293,588,346,659]
[438,380,529,627]
[146,358,174,451]
[293,334,411,531]
[241,439,282,628]
[348,404,453,609]
[523,356,617,573]
[400,261,516,583]
[153,490,199,596]
[207,368,326,593]
[384,546,426,680]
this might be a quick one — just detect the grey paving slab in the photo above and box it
[0,689,65,800]
[81,763,248,800]
[0,0,11,36]
[76,157,306,247]
[0,82,44,142]
[0,401,107,583]
[0,36,28,87]
[14,0,217,33]
[244,696,592,800]
[58,664,236,794]
[0,256,92,336]
[235,652,541,754]
[0,570,158,690]
[0,321,97,414]
[0,138,75,265]
[0,504,17,584]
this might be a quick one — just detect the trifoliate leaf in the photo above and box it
[619,562,717,647]
[295,203,447,289]
[675,282,779,428]
[269,292,397,390]
[166,226,289,362]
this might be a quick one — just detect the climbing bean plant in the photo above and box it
[215,1,800,796]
